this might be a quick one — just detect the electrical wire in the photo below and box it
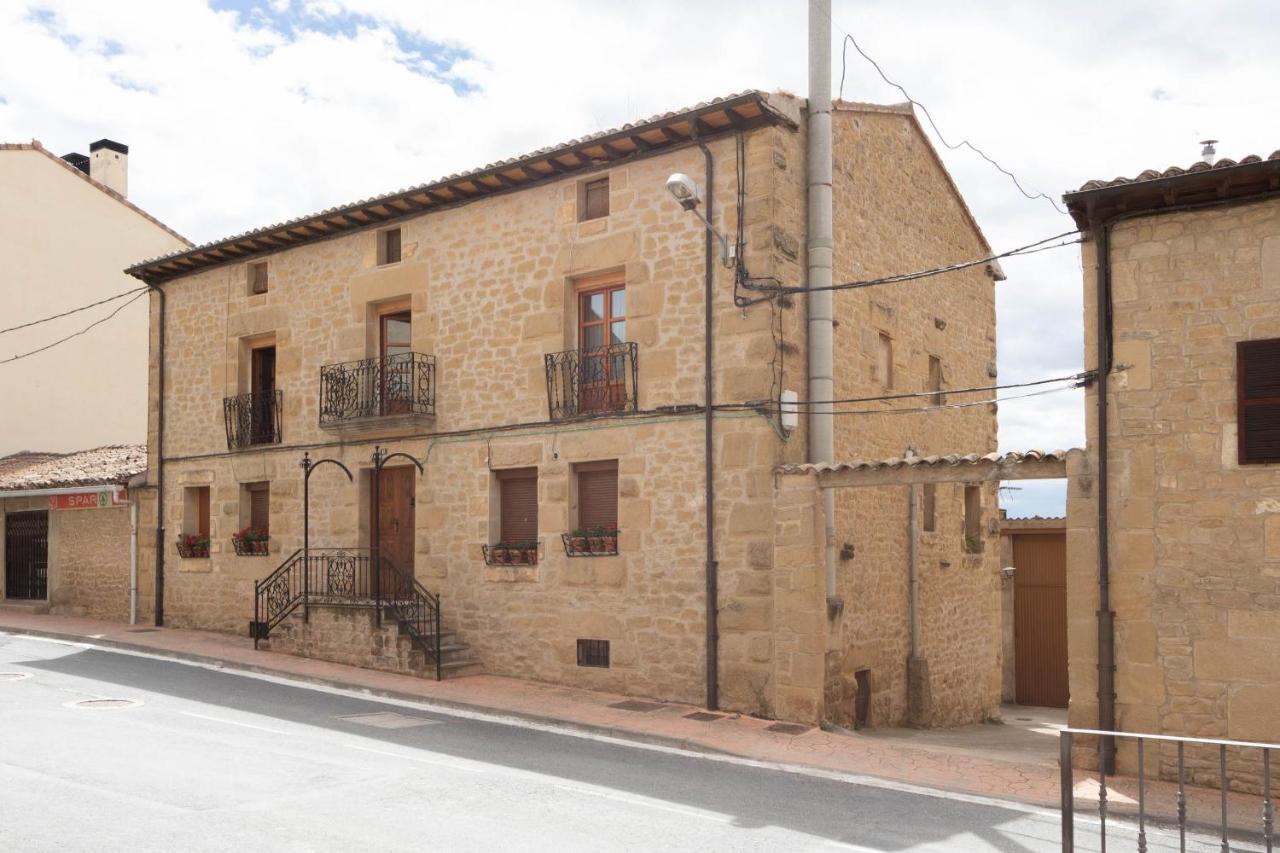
[736,370,1094,409]
[739,230,1081,295]
[719,381,1084,417]
[0,285,149,336]
[836,31,1068,216]
[0,290,148,365]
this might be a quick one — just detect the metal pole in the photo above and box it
[372,446,381,626]
[302,453,311,624]
[1061,731,1075,853]
[808,0,838,613]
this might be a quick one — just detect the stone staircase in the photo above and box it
[262,602,480,680]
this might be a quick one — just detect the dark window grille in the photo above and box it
[224,390,283,449]
[4,511,48,600]
[577,638,610,668]
[319,352,435,427]
[545,342,638,420]
[1238,339,1280,464]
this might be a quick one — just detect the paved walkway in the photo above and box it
[0,606,1269,841]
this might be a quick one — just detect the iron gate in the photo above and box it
[4,511,48,600]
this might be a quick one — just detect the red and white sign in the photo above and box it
[47,487,126,510]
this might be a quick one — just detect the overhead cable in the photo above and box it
[0,285,149,336]
[0,290,148,365]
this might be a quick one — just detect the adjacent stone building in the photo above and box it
[1064,149,1280,779]
[125,91,1004,726]
[0,446,146,620]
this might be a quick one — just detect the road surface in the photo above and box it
[0,633,1246,852]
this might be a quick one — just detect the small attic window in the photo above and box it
[378,227,402,265]
[580,177,609,221]
[248,262,268,296]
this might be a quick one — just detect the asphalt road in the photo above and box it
[0,634,1246,852]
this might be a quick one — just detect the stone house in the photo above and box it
[1063,149,1280,779]
[124,90,1004,726]
[0,139,189,455]
[0,445,146,620]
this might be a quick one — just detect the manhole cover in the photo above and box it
[684,711,726,722]
[765,722,811,735]
[0,672,32,682]
[608,700,666,713]
[336,711,437,729]
[66,698,141,709]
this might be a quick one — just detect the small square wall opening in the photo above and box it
[577,638,610,668]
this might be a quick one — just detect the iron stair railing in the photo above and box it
[250,549,443,681]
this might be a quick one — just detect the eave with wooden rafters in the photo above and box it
[125,90,800,286]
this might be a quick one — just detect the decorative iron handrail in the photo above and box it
[319,352,436,427]
[224,390,283,449]
[562,530,620,557]
[544,342,638,420]
[378,556,443,681]
[251,548,443,680]
[1059,727,1277,852]
[482,542,540,565]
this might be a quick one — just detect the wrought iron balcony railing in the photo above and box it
[319,352,436,429]
[545,342,638,420]
[224,390,283,449]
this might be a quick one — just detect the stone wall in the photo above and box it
[1073,196,1280,787]
[822,105,1003,728]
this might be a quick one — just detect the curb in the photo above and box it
[0,624,732,759]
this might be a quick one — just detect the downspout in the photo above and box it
[1093,224,1116,774]
[150,283,167,627]
[808,0,839,611]
[693,134,719,711]
[129,498,138,625]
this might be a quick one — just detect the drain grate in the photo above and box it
[68,698,141,709]
[683,711,726,722]
[336,711,437,730]
[608,700,666,713]
[765,722,811,735]
[0,672,32,682]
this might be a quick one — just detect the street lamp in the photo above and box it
[665,172,734,268]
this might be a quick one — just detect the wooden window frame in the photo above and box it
[574,460,619,532]
[576,275,626,413]
[378,227,402,265]
[379,309,413,416]
[580,176,610,221]
[246,482,270,535]
[1237,339,1280,465]
[248,261,268,296]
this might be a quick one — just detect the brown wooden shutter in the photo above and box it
[577,463,618,530]
[197,487,211,538]
[250,262,268,295]
[1239,339,1280,464]
[499,468,538,543]
[249,484,270,533]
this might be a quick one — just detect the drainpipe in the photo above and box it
[1093,224,1116,774]
[808,0,839,612]
[150,283,167,627]
[129,498,138,625]
[693,135,720,712]
[906,452,920,659]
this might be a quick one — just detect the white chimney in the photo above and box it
[1200,139,1218,165]
[89,138,128,196]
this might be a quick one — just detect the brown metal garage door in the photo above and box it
[1013,531,1068,707]
[4,511,48,600]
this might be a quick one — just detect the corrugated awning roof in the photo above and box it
[1063,151,1280,229]
[126,90,801,286]
[0,445,146,491]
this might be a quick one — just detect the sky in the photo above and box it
[3,0,1278,517]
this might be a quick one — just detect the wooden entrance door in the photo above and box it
[374,466,415,583]
[1013,531,1069,707]
[5,511,48,600]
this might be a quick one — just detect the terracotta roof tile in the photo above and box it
[1073,151,1280,192]
[777,449,1079,476]
[0,445,146,491]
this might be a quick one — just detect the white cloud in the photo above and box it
[3,0,1278,488]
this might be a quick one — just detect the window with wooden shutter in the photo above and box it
[498,468,538,543]
[248,261,268,295]
[580,176,609,221]
[248,483,270,534]
[193,486,210,537]
[1238,339,1280,464]
[576,461,618,530]
[378,227,402,265]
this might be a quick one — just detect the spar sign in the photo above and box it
[47,487,126,510]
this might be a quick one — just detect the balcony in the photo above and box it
[545,343,638,420]
[224,390,282,450]
[319,352,436,433]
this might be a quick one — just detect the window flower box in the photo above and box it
[231,527,270,556]
[176,534,210,559]
[483,541,539,566]
[563,527,619,557]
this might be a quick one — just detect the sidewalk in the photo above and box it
[0,607,1267,838]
